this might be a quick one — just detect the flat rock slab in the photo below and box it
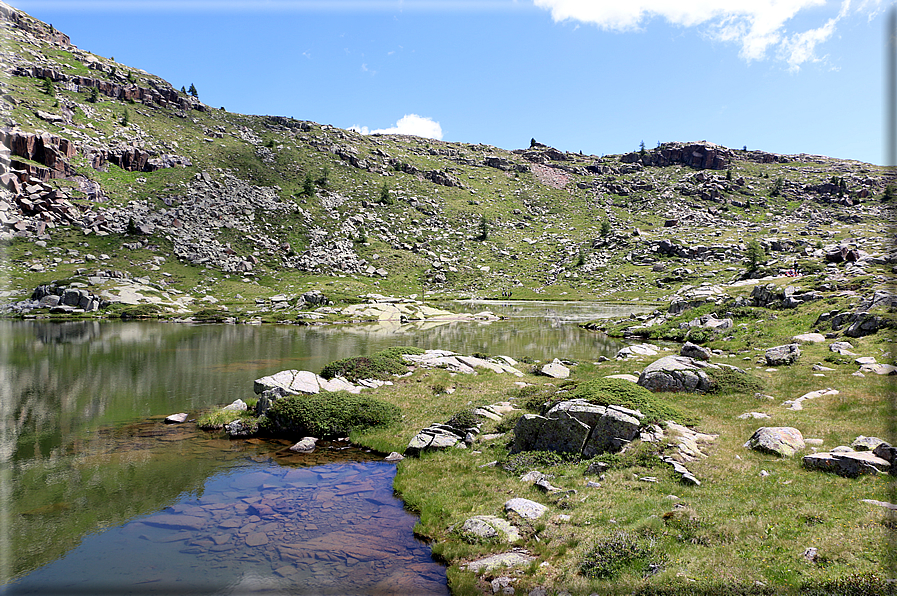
[792,333,826,343]
[504,498,548,519]
[463,551,536,573]
[744,427,805,457]
[803,451,891,477]
[164,413,188,424]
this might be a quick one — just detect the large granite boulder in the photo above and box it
[744,427,805,457]
[681,341,712,361]
[581,406,642,457]
[637,355,716,393]
[510,413,591,454]
[765,344,801,366]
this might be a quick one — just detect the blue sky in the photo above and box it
[9,0,893,164]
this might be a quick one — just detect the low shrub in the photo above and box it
[193,308,228,322]
[512,383,559,413]
[579,531,667,579]
[570,378,695,425]
[446,408,480,430]
[266,391,401,437]
[319,346,422,382]
[707,367,764,395]
[800,573,897,596]
[119,304,162,319]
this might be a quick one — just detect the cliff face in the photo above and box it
[0,2,893,310]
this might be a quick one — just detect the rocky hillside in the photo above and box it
[0,2,894,317]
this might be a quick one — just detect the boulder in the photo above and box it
[288,437,318,453]
[803,451,891,477]
[222,399,247,412]
[765,344,801,366]
[744,427,805,457]
[637,355,716,393]
[405,426,464,456]
[581,407,642,457]
[510,413,590,454]
[254,370,322,395]
[681,341,712,361]
[545,399,606,428]
[164,412,188,424]
[852,436,887,452]
[540,359,570,379]
[504,498,548,519]
[459,516,520,543]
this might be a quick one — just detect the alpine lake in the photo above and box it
[1,300,650,595]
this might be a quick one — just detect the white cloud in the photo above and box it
[350,114,443,140]
[532,0,875,69]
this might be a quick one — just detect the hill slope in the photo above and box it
[0,2,893,317]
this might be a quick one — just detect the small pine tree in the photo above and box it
[89,86,99,103]
[530,137,537,148]
[180,85,187,94]
[746,239,766,270]
[726,169,733,181]
[318,164,330,187]
[575,249,585,267]
[303,172,315,197]
[600,219,612,237]
[379,181,392,204]
[188,83,198,98]
[769,176,784,197]
[42,77,54,96]
[883,184,895,202]
[477,214,488,241]
[121,107,129,126]
[639,140,646,156]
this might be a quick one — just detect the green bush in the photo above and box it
[706,367,764,396]
[118,304,162,319]
[512,383,560,413]
[446,408,480,430]
[570,378,695,425]
[320,347,422,382]
[579,531,667,579]
[800,573,897,596]
[266,391,401,437]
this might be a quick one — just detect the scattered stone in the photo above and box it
[829,341,856,356]
[852,436,886,452]
[539,358,570,379]
[504,498,548,519]
[616,343,658,359]
[792,333,826,344]
[738,412,770,420]
[680,341,712,361]
[765,344,801,366]
[164,412,188,424]
[222,398,247,412]
[384,451,404,462]
[288,437,318,453]
[459,515,520,543]
[463,550,536,573]
[744,427,805,457]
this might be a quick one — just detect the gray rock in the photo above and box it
[164,412,188,424]
[256,387,289,416]
[254,369,322,395]
[829,341,856,355]
[288,437,318,453]
[744,427,805,457]
[765,344,801,366]
[540,358,570,379]
[803,451,891,477]
[581,408,641,457]
[459,515,520,543]
[681,341,712,361]
[510,412,591,454]
[583,461,609,476]
[792,333,826,343]
[222,398,247,412]
[405,427,463,456]
[545,399,606,428]
[384,451,404,462]
[504,498,548,519]
[463,550,536,573]
[224,418,256,438]
[852,436,887,451]
[638,355,716,393]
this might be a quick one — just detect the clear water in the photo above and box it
[0,304,640,593]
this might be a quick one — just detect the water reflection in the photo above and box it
[1,304,640,590]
